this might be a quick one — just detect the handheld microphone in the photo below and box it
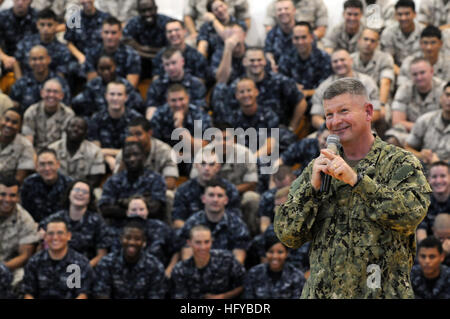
[319,134,340,193]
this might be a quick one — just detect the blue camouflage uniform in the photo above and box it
[63,9,110,54]
[212,72,304,125]
[0,7,38,56]
[278,46,332,91]
[92,249,167,299]
[98,169,167,210]
[150,103,212,147]
[39,209,112,260]
[87,108,143,149]
[209,49,246,84]
[107,217,174,267]
[197,16,247,61]
[145,73,207,109]
[15,34,73,76]
[9,71,71,113]
[174,210,251,252]
[85,43,141,79]
[172,177,242,223]
[280,137,321,174]
[123,14,171,48]
[0,263,13,299]
[152,44,209,80]
[417,196,450,236]
[411,264,450,299]
[20,172,74,223]
[72,76,144,117]
[258,187,277,222]
[243,262,305,299]
[22,248,94,299]
[170,249,246,298]
[264,24,294,64]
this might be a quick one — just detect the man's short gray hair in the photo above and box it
[322,78,368,101]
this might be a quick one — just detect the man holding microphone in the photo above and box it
[274,78,432,298]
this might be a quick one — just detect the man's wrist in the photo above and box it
[352,172,363,187]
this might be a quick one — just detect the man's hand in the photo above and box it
[173,110,185,128]
[311,149,358,191]
[203,12,216,23]
[420,149,439,165]
[1,55,16,70]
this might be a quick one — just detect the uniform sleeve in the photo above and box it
[16,139,36,170]
[172,187,191,222]
[315,0,329,27]
[417,0,434,25]
[230,218,251,251]
[21,257,39,297]
[391,84,410,113]
[92,257,112,297]
[242,268,257,299]
[17,208,40,245]
[146,257,167,299]
[228,253,246,289]
[379,53,395,81]
[21,108,36,137]
[405,116,426,150]
[170,264,190,299]
[274,162,322,249]
[88,144,106,176]
[352,151,431,235]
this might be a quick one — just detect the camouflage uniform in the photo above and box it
[150,103,212,147]
[0,133,36,177]
[264,0,328,30]
[22,101,75,151]
[274,136,432,298]
[15,34,73,76]
[64,9,110,54]
[20,172,73,223]
[0,93,14,116]
[418,0,450,27]
[98,169,166,209]
[278,46,332,91]
[152,45,209,80]
[258,187,277,222]
[48,138,105,180]
[380,21,425,66]
[411,264,450,299]
[114,137,179,178]
[172,177,242,222]
[107,217,174,267]
[184,0,250,30]
[212,72,304,126]
[350,50,395,85]
[322,22,364,54]
[94,0,138,23]
[417,195,450,236]
[39,209,111,260]
[264,25,294,63]
[0,204,40,264]
[0,7,38,56]
[71,76,144,117]
[170,249,246,298]
[311,72,381,117]
[174,210,251,252]
[9,71,71,113]
[392,77,445,123]
[397,52,450,88]
[123,14,171,48]
[243,262,305,299]
[209,48,246,84]
[93,249,167,299]
[87,108,142,149]
[85,43,141,79]
[145,73,207,109]
[0,262,12,299]
[406,109,450,163]
[281,138,321,173]
[197,16,247,61]
[22,248,93,298]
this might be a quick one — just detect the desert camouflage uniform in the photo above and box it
[22,101,75,151]
[274,136,432,298]
[94,0,138,23]
[0,133,35,176]
[418,0,450,27]
[48,138,106,180]
[351,49,395,84]
[322,22,363,54]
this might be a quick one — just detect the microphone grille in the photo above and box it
[326,134,340,145]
